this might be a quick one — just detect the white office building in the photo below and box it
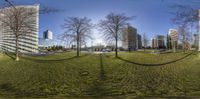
[43,30,53,40]
[0,5,39,53]
[122,25,138,50]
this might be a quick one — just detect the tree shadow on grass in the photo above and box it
[117,53,193,66]
[84,54,110,97]
[4,52,15,60]
[0,83,18,97]
[23,53,90,62]
[126,96,198,99]
[99,53,106,81]
[85,80,109,97]
[0,83,14,91]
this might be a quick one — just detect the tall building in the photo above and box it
[157,35,165,48]
[43,30,53,40]
[122,25,138,50]
[152,37,158,49]
[167,34,172,49]
[168,29,178,50]
[151,35,165,49]
[0,5,39,53]
[137,34,142,49]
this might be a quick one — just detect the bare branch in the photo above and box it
[61,17,93,56]
[170,4,198,51]
[0,5,39,60]
[39,5,61,14]
[98,12,132,57]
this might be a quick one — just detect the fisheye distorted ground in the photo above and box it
[0,51,200,98]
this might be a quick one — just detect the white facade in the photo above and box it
[0,5,39,53]
[168,29,178,40]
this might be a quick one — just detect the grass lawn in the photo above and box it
[0,51,200,98]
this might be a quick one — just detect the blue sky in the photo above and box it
[0,0,200,46]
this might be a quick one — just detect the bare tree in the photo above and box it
[99,13,132,57]
[62,17,93,57]
[171,5,199,52]
[58,33,74,49]
[0,0,60,61]
[39,5,61,14]
[0,4,39,61]
[177,25,192,52]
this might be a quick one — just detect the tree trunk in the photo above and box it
[15,36,19,61]
[115,38,118,57]
[183,33,186,53]
[79,37,81,52]
[77,40,80,57]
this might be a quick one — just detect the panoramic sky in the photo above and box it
[0,0,200,46]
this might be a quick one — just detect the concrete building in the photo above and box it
[167,29,178,50]
[43,30,53,40]
[151,35,165,49]
[167,34,172,49]
[157,35,165,48]
[137,34,142,49]
[122,25,138,51]
[0,5,39,53]
[152,37,158,49]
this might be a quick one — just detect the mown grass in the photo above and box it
[0,51,199,98]
[103,51,200,96]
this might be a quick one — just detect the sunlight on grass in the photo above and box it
[0,51,199,98]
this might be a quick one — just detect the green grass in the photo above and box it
[0,51,200,98]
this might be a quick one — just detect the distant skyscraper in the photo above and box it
[122,25,138,50]
[157,35,165,48]
[137,34,142,49]
[167,34,172,49]
[43,30,53,40]
[39,30,55,48]
[152,37,158,49]
[151,35,165,49]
